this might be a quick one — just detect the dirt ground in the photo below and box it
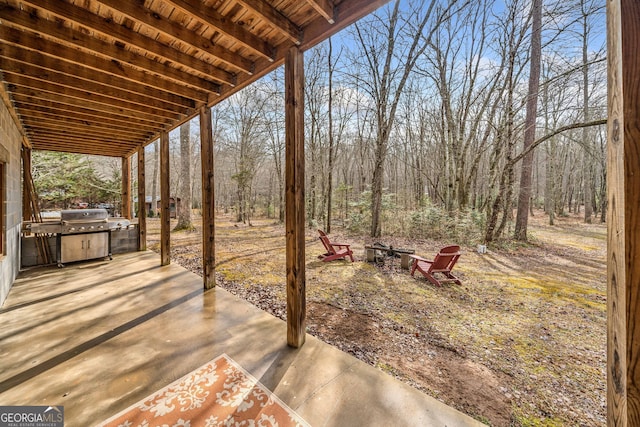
[146,210,605,426]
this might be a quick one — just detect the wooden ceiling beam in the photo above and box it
[18,109,156,134]
[18,0,236,87]
[94,0,254,74]
[25,127,149,145]
[8,86,178,126]
[0,57,197,114]
[232,0,302,45]
[0,12,220,96]
[21,116,152,139]
[4,74,186,121]
[11,95,164,130]
[28,134,135,146]
[29,141,132,157]
[0,36,208,104]
[24,127,142,143]
[305,0,335,24]
[163,0,275,61]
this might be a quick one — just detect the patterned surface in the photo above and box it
[99,354,310,427]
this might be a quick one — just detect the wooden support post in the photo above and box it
[160,132,170,266]
[607,1,640,424]
[137,145,146,251]
[200,107,215,289]
[285,46,305,348]
[121,156,131,219]
[22,147,31,221]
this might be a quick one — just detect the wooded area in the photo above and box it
[32,0,606,245]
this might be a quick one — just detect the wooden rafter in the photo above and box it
[0,17,221,96]
[163,0,275,61]
[93,0,253,74]
[5,77,186,124]
[17,0,236,86]
[233,0,302,45]
[0,51,201,108]
[0,60,196,113]
[12,95,169,129]
[306,0,335,24]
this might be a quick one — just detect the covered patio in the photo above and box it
[0,251,481,426]
[0,0,639,425]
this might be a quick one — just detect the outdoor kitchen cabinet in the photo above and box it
[59,232,111,266]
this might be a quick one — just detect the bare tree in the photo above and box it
[220,86,268,225]
[264,69,285,222]
[174,120,194,231]
[514,0,542,241]
[151,140,159,216]
[350,0,463,237]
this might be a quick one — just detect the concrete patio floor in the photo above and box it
[0,250,483,426]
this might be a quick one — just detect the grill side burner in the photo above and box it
[27,208,130,267]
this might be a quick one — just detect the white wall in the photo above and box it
[0,99,22,306]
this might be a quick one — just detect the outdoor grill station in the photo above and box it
[24,208,130,267]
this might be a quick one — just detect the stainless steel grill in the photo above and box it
[27,208,130,267]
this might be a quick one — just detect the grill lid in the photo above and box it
[61,209,108,223]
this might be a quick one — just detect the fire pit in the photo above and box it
[365,243,415,269]
[27,208,130,267]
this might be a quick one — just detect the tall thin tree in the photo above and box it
[174,120,194,230]
[514,0,542,241]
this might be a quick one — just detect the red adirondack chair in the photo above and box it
[317,230,354,262]
[409,245,462,286]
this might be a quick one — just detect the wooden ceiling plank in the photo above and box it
[17,0,236,86]
[4,73,186,120]
[233,0,302,45]
[26,135,141,151]
[305,0,336,24]
[93,0,254,74]
[163,0,275,61]
[21,116,153,139]
[19,109,156,134]
[29,141,132,157]
[0,41,204,107]
[26,131,139,147]
[25,130,149,148]
[22,117,149,136]
[30,135,139,152]
[0,57,197,114]
[0,10,220,96]
[25,127,150,145]
[8,87,177,127]
[11,95,165,130]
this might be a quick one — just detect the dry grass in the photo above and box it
[147,210,605,426]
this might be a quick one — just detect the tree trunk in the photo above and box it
[151,140,159,217]
[174,121,194,231]
[326,37,335,234]
[581,8,593,224]
[514,0,542,241]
